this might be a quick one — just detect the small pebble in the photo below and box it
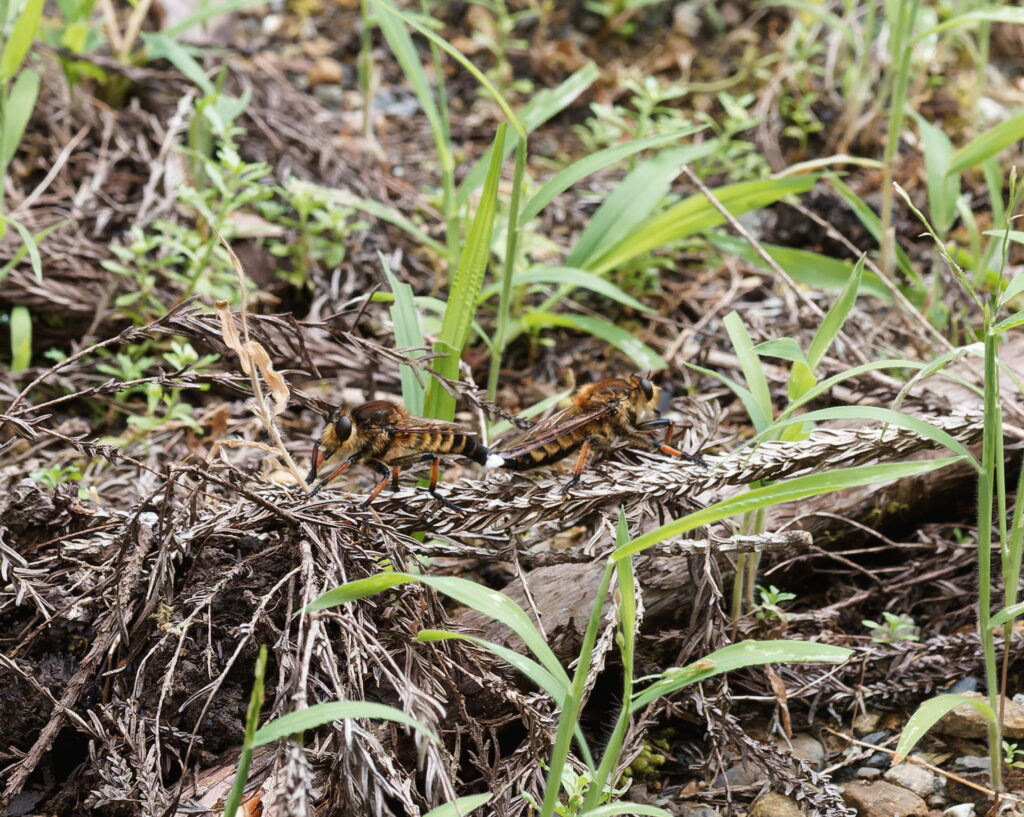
[860,730,890,746]
[943,804,975,817]
[948,677,980,694]
[856,767,882,779]
[883,760,936,797]
[953,756,991,773]
[865,750,891,769]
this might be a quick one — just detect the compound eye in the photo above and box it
[639,378,654,401]
[335,415,353,441]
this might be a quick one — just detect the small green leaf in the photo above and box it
[253,701,438,747]
[806,254,865,371]
[754,337,808,365]
[893,694,996,763]
[10,305,32,372]
[911,111,960,235]
[991,601,1024,629]
[947,112,1024,176]
[993,309,1024,334]
[520,312,666,371]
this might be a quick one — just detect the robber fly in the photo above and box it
[306,400,491,508]
[487,376,704,495]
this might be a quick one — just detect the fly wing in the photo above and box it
[496,402,614,457]
[391,417,478,436]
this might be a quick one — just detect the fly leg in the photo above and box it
[360,460,393,509]
[309,455,358,496]
[631,420,707,467]
[389,453,462,511]
[560,437,595,496]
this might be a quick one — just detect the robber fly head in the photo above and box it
[307,407,358,483]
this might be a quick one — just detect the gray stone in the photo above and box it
[882,760,937,797]
[679,808,720,817]
[953,755,991,773]
[774,734,826,769]
[841,781,928,817]
[853,713,881,735]
[943,805,975,817]
[948,677,980,694]
[856,767,882,779]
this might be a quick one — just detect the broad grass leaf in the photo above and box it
[707,232,892,300]
[724,311,773,432]
[806,255,864,372]
[1,68,39,165]
[947,113,1024,176]
[579,805,672,817]
[911,111,960,235]
[631,640,852,711]
[423,794,493,817]
[611,457,964,560]
[381,253,426,414]
[520,312,666,371]
[993,309,1024,334]
[567,147,708,269]
[0,0,44,81]
[478,266,653,313]
[760,405,980,471]
[917,6,1024,40]
[893,694,996,763]
[425,126,505,420]
[519,126,705,225]
[587,175,817,276]
[10,305,31,372]
[416,630,569,703]
[253,701,438,747]
[991,601,1024,629]
[307,573,565,682]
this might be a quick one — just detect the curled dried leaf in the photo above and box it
[246,341,290,416]
[214,300,250,375]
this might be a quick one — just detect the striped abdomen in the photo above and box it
[396,431,491,466]
[494,432,586,471]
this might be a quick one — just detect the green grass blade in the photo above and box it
[893,694,996,763]
[253,701,438,747]
[479,266,653,313]
[222,645,267,817]
[0,0,44,81]
[916,7,1024,42]
[612,457,964,560]
[307,571,566,683]
[424,125,505,420]
[588,175,817,276]
[707,232,892,300]
[683,360,772,431]
[0,214,54,282]
[805,254,865,371]
[520,312,666,371]
[423,794,493,817]
[335,191,446,255]
[759,405,980,472]
[519,126,705,226]
[911,110,960,235]
[992,309,1024,334]
[9,305,31,372]
[990,601,1024,629]
[579,805,672,817]
[140,34,215,95]
[380,253,426,414]
[416,630,569,703]
[373,0,522,136]
[568,145,715,269]
[755,338,808,365]
[630,640,852,711]
[1,67,39,165]
[947,112,1024,176]
[457,63,599,206]
[724,311,773,433]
